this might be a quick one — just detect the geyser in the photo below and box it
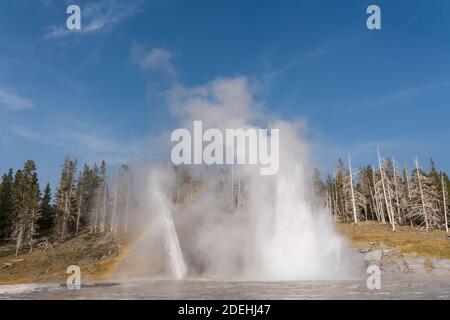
[115,76,358,281]
[150,171,187,279]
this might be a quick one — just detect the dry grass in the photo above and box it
[0,232,123,285]
[337,221,450,259]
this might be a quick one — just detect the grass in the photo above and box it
[0,232,123,285]
[337,221,450,259]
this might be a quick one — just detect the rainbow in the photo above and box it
[105,220,159,278]
[105,170,230,278]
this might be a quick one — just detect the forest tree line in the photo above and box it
[0,157,132,255]
[313,150,449,233]
[1,150,449,256]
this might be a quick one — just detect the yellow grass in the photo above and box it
[337,221,450,259]
[0,232,123,285]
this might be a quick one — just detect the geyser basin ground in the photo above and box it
[1,222,448,299]
[1,274,449,300]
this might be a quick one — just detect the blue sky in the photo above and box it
[1,0,450,188]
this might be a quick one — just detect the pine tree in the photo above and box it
[0,169,14,241]
[74,164,101,236]
[311,168,326,210]
[428,159,441,191]
[74,168,86,236]
[90,163,101,234]
[87,161,111,234]
[110,165,131,233]
[11,161,41,255]
[99,161,108,233]
[359,166,377,221]
[334,158,347,221]
[54,156,77,241]
[328,158,366,222]
[82,164,100,234]
[25,161,41,252]
[38,183,54,235]
[324,174,337,219]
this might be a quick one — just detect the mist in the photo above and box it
[113,76,360,281]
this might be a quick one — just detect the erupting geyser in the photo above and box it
[114,76,358,281]
[151,174,187,279]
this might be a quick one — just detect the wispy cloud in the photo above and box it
[262,40,340,83]
[44,0,142,39]
[39,0,56,9]
[130,46,176,78]
[0,86,33,111]
[347,81,450,111]
[8,121,145,165]
[303,40,340,63]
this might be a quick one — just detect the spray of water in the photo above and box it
[152,179,186,279]
[115,76,359,281]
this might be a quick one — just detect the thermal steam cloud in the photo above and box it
[170,120,280,176]
[115,76,359,281]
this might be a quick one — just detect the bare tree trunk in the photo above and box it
[326,190,331,215]
[392,159,402,224]
[368,182,378,221]
[101,182,107,233]
[333,185,339,220]
[442,172,449,234]
[230,165,234,210]
[371,166,383,223]
[75,184,83,236]
[29,201,37,252]
[124,180,130,232]
[378,148,393,229]
[387,181,396,231]
[15,226,23,256]
[405,165,412,200]
[93,200,99,234]
[237,176,241,210]
[333,170,341,220]
[92,193,100,234]
[175,169,180,205]
[404,165,413,227]
[61,193,69,240]
[190,174,194,200]
[63,171,75,239]
[348,154,358,224]
[332,186,338,222]
[111,180,119,233]
[415,157,430,231]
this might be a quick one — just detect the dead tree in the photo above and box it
[441,172,449,233]
[377,148,394,230]
[392,159,403,224]
[348,154,358,224]
[406,158,441,231]
[75,183,83,236]
[416,158,429,230]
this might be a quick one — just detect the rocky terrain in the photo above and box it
[358,244,450,276]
